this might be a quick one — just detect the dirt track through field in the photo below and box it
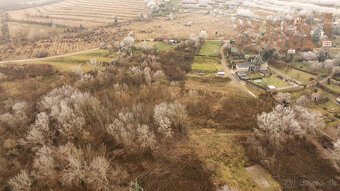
[0,48,99,64]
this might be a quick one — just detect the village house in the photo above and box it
[230,47,244,60]
[287,49,296,54]
[322,38,333,48]
[235,62,255,72]
[245,54,258,60]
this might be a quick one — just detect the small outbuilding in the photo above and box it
[259,70,270,76]
[336,97,340,104]
[217,72,225,76]
[236,71,250,80]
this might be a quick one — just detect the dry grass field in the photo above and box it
[115,13,237,40]
[0,12,236,61]
[7,0,148,27]
[8,22,64,40]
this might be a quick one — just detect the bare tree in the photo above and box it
[257,104,324,149]
[137,125,156,151]
[317,48,330,62]
[120,35,135,55]
[301,51,317,61]
[0,101,29,129]
[32,146,55,182]
[86,157,111,191]
[324,59,335,71]
[199,30,208,41]
[335,53,340,66]
[8,170,32,191]
[295,95,310,106]
[60,156,86,187]
[154,102,187,138]
[276,92,291,105]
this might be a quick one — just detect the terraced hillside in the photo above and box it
[7,0,148,27]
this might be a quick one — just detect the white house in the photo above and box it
[287,49,296,54]
[322,40,333,47]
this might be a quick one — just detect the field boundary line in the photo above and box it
[0,48,99,64]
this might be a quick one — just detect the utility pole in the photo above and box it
[129,179,144,191]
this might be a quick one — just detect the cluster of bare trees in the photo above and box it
[243,0,340,14]
[256,104,323,149]
[246,91,340,189]
[0,35,204,191]
[298,50,340,72]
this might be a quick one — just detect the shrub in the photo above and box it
[35,51,48,58]
[0,101,29,129]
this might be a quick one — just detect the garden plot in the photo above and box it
[199,41,222,57]
[251,74,291,89]
[275,67,320,85]
[192,56,222,74]
[135,41,176,51]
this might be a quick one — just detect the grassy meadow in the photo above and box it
[199,41,222,57]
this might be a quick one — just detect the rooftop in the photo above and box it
[236,62,255,68]
[237,71,247,77]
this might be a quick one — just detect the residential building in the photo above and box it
[235,62,255,72]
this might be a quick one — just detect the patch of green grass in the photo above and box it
[199,41,222,56]
[252,75,290,89]
[136,41,176,51]
[292,62,329,76]
[275,67,319,85]
[24,49,115,72]
[49,49,116,64]
[248,73,262,79]
[290,88,340,127]
[330,49,340,58]
[324,83,340,94]
[192,56,222,73]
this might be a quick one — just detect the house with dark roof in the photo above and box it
[235,62,255,72]
[236,71,250,80]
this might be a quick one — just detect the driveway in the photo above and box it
[219,43,256,97]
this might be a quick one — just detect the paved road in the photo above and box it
[219,43,256,97]
[0,48,99,64]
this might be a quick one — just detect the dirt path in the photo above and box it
[319,68,337,84]
[245,165,279,190]
[0,48,99,64]
[219,43,256,98]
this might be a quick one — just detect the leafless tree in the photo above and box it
[8,170,32,191]
[60,156,86,187]
[276,92,291,105]
[86,156,111,191]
